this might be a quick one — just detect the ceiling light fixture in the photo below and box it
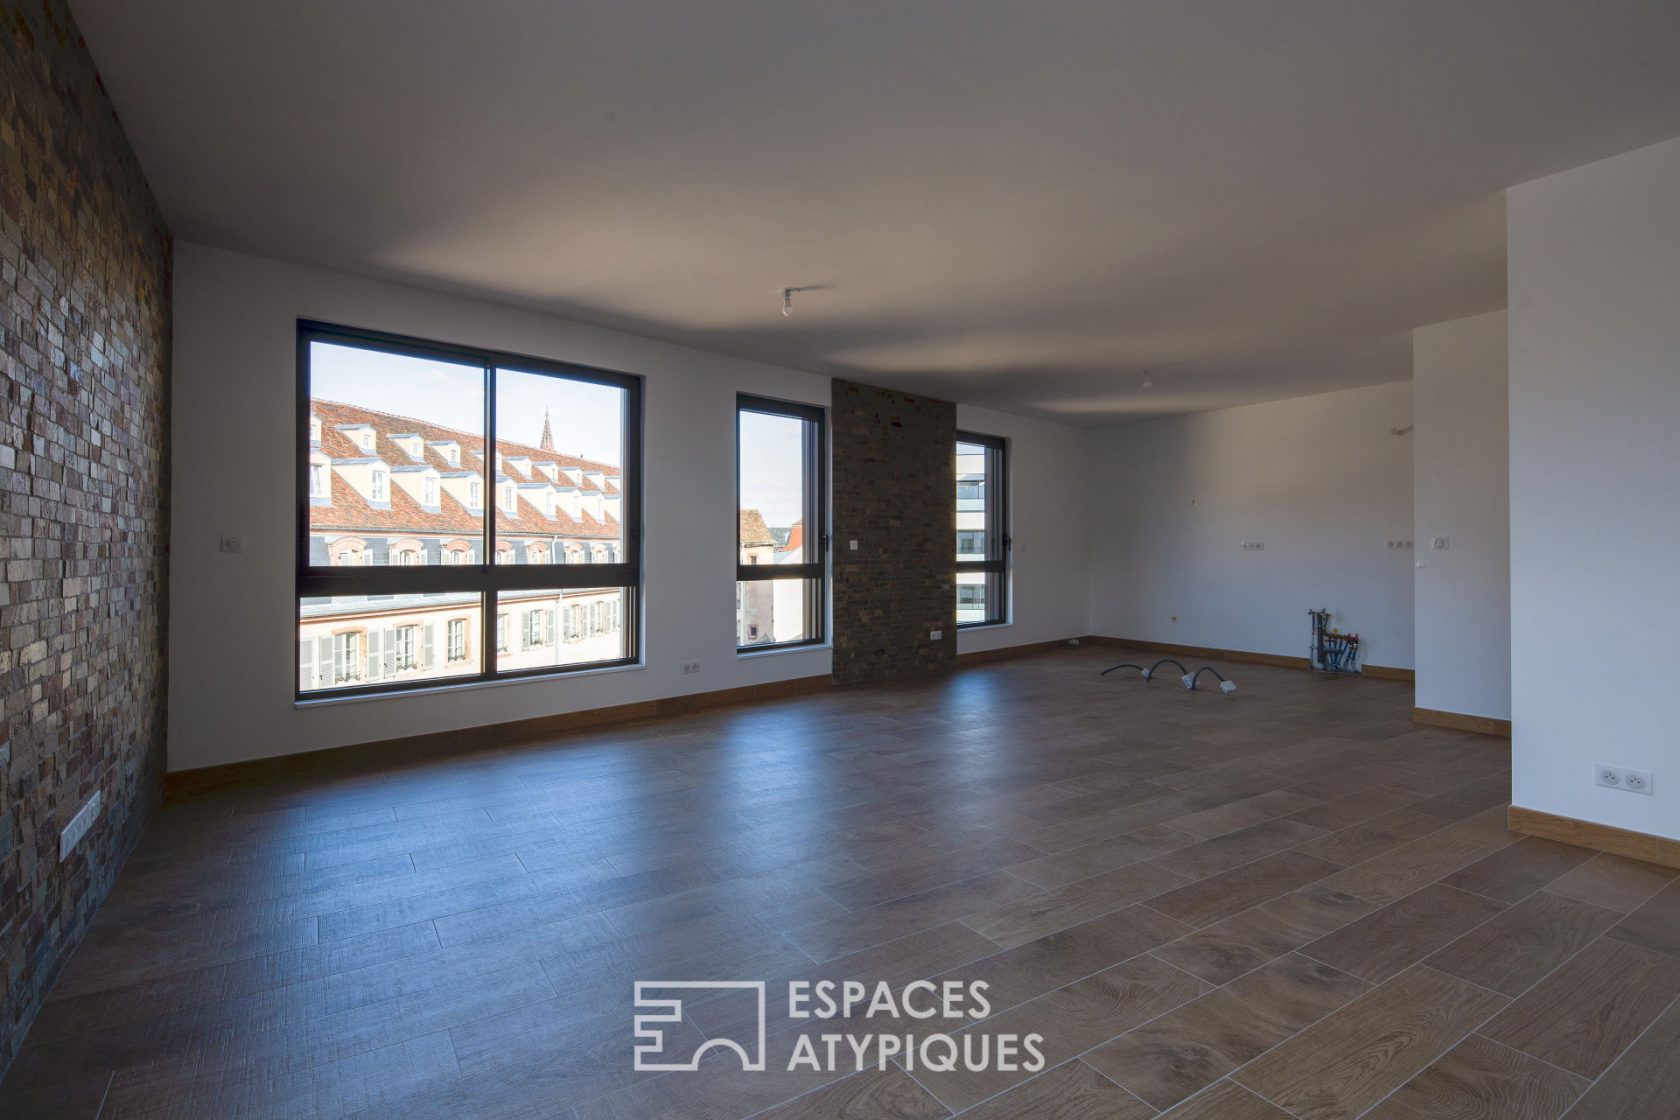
[781,286,818,317]
[1141,369,1154,389]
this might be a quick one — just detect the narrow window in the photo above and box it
[956,432,1008,626]
[737,396,826,651]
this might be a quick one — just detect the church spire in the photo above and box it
[539,408,555,452]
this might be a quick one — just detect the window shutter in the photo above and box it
[316,636,331,687]
[548,605,558,646]
[300,640,313,690]
[331,636,343,684]
[422,623,435,668]
[366,629,383,681]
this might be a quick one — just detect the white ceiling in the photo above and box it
[72,0,1680,424]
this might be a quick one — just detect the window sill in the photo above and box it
[737,642,831,660]
[957,621,1014,632]
[294,658,646,708]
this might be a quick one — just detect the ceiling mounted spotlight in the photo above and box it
[781,286,814,317]
[1141,369,1154,389]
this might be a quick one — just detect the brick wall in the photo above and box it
[831,380,955,685]
[0,0,171,1075]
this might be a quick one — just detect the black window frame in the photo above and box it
[955,430,1009,628]
[736,394,827,653]
[296,320,643,699]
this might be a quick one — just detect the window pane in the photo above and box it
[496,587,629,671]
[956,439,989,559]
[739,410,809,563]
[299,593,483,693]
[308,341,486,568]
[956,572,1000,626]
[737,578,819,648]
[494,368,627,565]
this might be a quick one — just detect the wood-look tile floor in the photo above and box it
[5,647,1678,1119]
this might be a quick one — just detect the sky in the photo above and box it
[311,340,626,465]
[738,409,806,528]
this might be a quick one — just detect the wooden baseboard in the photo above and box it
[1413,706,1511,737]
[956,637,1081,666]
[1086,636,1310,671]
[1508,806,1680,869]
[1363,664,1416,682]
[1088,636,1415,682]
[165,673,833,801]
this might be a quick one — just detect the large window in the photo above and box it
[737,395,825,650]
[956,432,1008,626]
[297,322,641,697]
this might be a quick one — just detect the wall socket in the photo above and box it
[929,629,943,641]
[1596,764,1654,795]
[1240,542,1264,551]
[219,533,245,553]
[1431,536,1450,550]
[680,661,700,675]
[59,789,102,861]
[1386,539,1414,550]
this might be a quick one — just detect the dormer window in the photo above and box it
[469,480,481,507]
[424,477,438,506]
[309,415,322,445]
[360,431,375,451]
[370,470,388,503]
[503,484,518,513]
[390,433,425,461]
[309,463,326,499]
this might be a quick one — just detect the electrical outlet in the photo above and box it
[1597,764,1654,795]
[848,540,858,550]
[1386,539,1415,551]
[681,661,700,674]
[929,629,943,641]
[59,790,102,861]
[1240,542,1264,551]
[1431,536,1450,550]
[219,534,244,553]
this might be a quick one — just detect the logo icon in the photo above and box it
[633,981,767,1072]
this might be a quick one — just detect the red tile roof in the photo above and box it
[311,400,621,540]
[778,520,805,557]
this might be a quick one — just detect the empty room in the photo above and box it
[5,1,1680,1117]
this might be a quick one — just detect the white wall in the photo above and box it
[1508,137,1680,840]
[171,244,1096,771]
[171,243,837,771]
[1087,381,1415,669]
[1413,311,1510,720]
[956,404,1091,655]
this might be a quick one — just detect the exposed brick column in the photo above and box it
[831,380,955,685]
[0,0,172,1076]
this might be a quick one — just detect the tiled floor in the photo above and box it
[4,647,1677,1119]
